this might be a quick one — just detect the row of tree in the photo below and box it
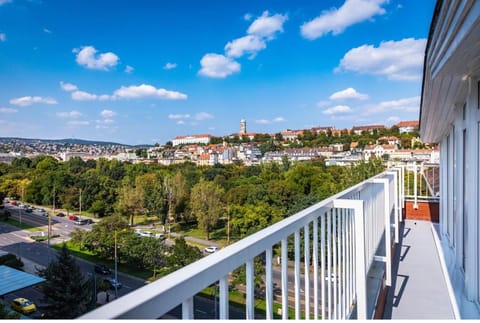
[0,156,385,239]
[0,156,384,240]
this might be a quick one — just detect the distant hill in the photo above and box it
[0,137,136,147]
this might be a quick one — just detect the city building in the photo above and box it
[172,134,212,146]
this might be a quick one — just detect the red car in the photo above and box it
[69,215,78,221]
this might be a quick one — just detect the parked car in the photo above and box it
[74,219,87,225]
[103,277,122,289]
[135,229,153,237]
[94,264,112,275]
[204,246,218,253]
[56,212,65,217]
[69,215,78,221]
[37,208,46,213]
[10,298,36,315]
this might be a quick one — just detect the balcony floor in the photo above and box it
[383,219,456,319]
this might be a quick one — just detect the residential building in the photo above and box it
[396,120,419,134]
[363,144,396,160]
[351,124,385,135]
[419,0,480,318]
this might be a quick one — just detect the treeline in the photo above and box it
[0,156,384,240]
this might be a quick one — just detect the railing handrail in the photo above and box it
[80,170,398,320]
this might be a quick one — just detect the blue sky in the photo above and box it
[0,0,435,145]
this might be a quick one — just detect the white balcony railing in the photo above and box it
[80,168,404,320]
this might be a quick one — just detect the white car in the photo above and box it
[204,246,218,253]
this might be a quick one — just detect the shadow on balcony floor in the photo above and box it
[383,220,456,319]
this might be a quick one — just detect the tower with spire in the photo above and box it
[240,118,247,135]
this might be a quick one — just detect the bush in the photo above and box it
[31,234,60,242]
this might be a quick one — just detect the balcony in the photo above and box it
[80,164,456,320]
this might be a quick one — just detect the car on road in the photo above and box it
[10,298,36,315]
[135,229,153,237]
[37,208,46,213]
[94,264,112,275]
[74,219,87,225]
[103,277,122,289]
[56,212,65,217]
[69,215,79,221]
[204,246,218,253]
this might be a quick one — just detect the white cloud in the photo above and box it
[386,116,400,124]
[60,81,78,92]
[168,114,191,119]
[323,105,353,115]
[301,0,387,40]
[100,109,116,118]
[255,119,270,124]
[124,65,134,73]
[0,0,12,5]
[199,53,241,78]
[43,28,52,34]
[67,120,90,126]
[255,116,286,124]
[177,120,186,125]
[71,90,97,101]
[9,96,57,106]
[247,11,288,40]
[365,96,420,114]
[225,35,266,59]
[57,110,82,118]
[330,87,369,100]
[0,107,17,113]
[96,118,114,125]
[336,38,426,80]
[164,62,177,70]
[113,84,187,100]
[74,45,119,71]
[195,112,214,120]
[0,33,5,42]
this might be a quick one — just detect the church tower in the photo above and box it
[240,118,247,134]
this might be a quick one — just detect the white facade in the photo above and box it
[172,135,211,146]
[420,0,480,318]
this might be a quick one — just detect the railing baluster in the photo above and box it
[219,275,229,319]
[281,238,288,320]
[294,230,301,320]
[333,208,338,319]
[313,218,319,320]
[320,212,326,320]
[265,247,273,320]
[182,297,194,319]
[246,259,254,319]
[327,210,332,320]
[341,207,346,318]
[304,224,310,319]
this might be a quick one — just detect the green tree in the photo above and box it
[166,237,202,273]
[0,302,20,319]
[37,244,92,319]
[190,179,225,240]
